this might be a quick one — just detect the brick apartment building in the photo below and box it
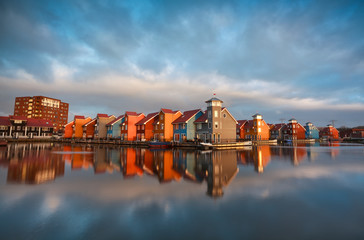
[13,96,69,132]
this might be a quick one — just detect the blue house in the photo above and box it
[106,115,124,139]
[305,122,319,139]
[172,109,203,142]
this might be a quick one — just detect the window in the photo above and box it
[161,124,164,130]
[258,122,261,126]
[208,111,211,118]
[182,124,186,129]
[214,110,218,118]
[215,122,218,129]
[197,123,202,130]
[160,115,163,120]
[208,123,212,129]
[258,128,261,133]
[223,113,226,118]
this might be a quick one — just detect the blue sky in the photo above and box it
[0,0,363,127]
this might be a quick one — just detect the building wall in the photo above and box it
[219,110,237,142]
[85,120,96,139]
[13,96,69,132]
[64,121,74,138]
[74,118,92,138]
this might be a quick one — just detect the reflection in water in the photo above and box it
[0,142,343,197]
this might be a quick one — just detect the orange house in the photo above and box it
[121,148,143,177]
[243,114,270,140]
[153,109,182,141]
[83,118,96,139]
[63,121,74,138]
[154,150,181,183]
[74,116,92,138]
[120,112,145,141]
[135,112,159,141]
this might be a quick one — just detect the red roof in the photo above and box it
[125,111,139,116]
[136,112,159,125]
[172,109,202,124]
[271,123,286,131]
[237,120,248,128]
[9,115,27,121]
[74,115,85,120]
[106,115,124,126]
[194,111,207,123]
[83,118,96,127]
[26,118,53,127]
[243,120,254,130]
[97,113,109,118]
[0,116,11,126]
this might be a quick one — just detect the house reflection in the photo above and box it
[236,145,271,173]
[3,143,65,184]
[197,151,238,197]
[173,149,203,183]
[121,148,143,178]
[153,150,181,183]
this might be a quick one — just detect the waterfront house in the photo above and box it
[120,112,145,141]
[0,116,11,138]
[320,124,339,140]
[236,120,248,140]
[172,109,203,142]
[351,128,364,139]
[153,109,182,141]
[106,115,124,139]
[135,112,159,141]
[281,118,306,140]
[270,123,286,140]
[94,114,116,139]
[9,116,27,138]
[74,116,92,139]
[194,97,237,143]
[83,118,96,139]
[25,118,53,137]
[63,121,74,138]
[243,114,270,141]
[305,122,320,139]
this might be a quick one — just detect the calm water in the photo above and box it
[0,143,364,240]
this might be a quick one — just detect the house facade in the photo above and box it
[305,122,320,139]
[320,124,339,140]
[281,118,306,140]
[243,114,270,140]
[153,109,182,141]
[195,97,237,143]
[120,112,145,141]
[0,116,53,138]
[94,114,116,139]
[351,128,364,139]
[270,123,285,140]
[135,112,158,141]
[73,116,92,139]
[0,116,11,138]
[172,109,203,142]
[83,118,96,139]
[106,115,124,139]
[236,120,248,140]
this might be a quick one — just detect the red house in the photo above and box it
[320,124,339,140]
[281,118,306,140]
[120,112,145,141]
[135,112,159,141]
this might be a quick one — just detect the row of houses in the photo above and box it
[0,115,53,138]
[63,96,341,143]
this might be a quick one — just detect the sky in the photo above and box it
[0,0,363,127]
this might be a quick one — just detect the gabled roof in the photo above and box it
[74,115,85,120]
[97,113,109,118]
[83,118,96,127]
[243,120,254,130]
[221,107,238,124]
[237,120,248,129]
[26,118,53,127]
[194,111,207,123]
[160,108,174,114]
[0,116,11,126]
[65,121,74,127]
[125,111,138,116]
[106,115,124,126]
[172,109,202,124]
[271,123,285,131]
[136,112,159,125]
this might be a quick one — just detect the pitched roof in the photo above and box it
[136,112,159,125]
[243,120,254,130]
[205,97,223,103]
[237,120,248,129]
[74,115,85,120]
[172,109,202,124]
[26,118,53,127]
[106,115,124,126]
[271,123,285,131]
[0,116,11,126]
[83,118,96,127]
[221,107,238,123]
[194,111,208,123]
[97,113,109,118]
[160,108,174,114]
[125,111,138,116]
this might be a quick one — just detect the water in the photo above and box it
[0,143,364,239]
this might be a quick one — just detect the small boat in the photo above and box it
[148,141,172,149]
